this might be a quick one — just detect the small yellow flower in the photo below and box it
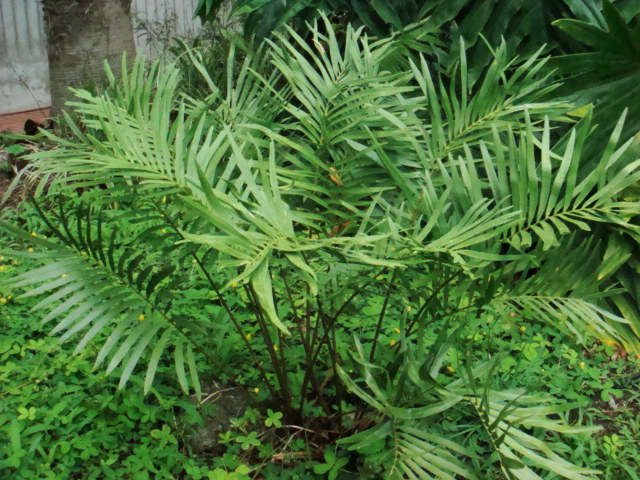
[160,214,165,218]
[446,366,455,373]
[162,196,167,203]
[390,339,396,347]
[161,229,167,234]
[7,295,11,300]
[61,274,68,278]
[0,266,5,272]
[0,298,6,305]
[349,369,354,374]
[273,345,279,352]
[245,333,251,341]
[520,326,526,333]
[31,232,37,237]
[138,314,145,322]
[394,328,401,334]
[406,305,412,313]
[192,259,197,264]
[27,248,33,253]
[43,236,47,240]
[579,362,586,370]
[253,387,259,394]
[231,282,239,288]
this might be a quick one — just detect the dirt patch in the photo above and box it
[0,173,23,210]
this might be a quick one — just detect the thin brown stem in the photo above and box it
[405,269,462,338]
[369,270,397,362]
[246,284,293,418]
[151,199,278,397]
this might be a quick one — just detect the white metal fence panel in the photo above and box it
[132,0,201,58]
[0,0,202,115]
[0,0,49,114]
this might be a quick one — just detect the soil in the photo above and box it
[0,173,20,209]
[592,383,640,437]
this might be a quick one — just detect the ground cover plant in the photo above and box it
[1,3,640,479]
[0,206,211,479]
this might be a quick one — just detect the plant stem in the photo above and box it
[281,273,323,404]
[405,269,461,338]
[369,270,396,362]
[332,268,383,320]
[152,199,278,398]
[246,284,294,419]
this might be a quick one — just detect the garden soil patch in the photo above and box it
[0,174,21,209]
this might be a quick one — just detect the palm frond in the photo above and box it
[0,206,201,395]
[442,110,640,251]
[338,346,600,480]
[468,390,599,480]
[409,40,570,163]
[551,1,640,148]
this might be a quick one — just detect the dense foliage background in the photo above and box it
[2,1,640,478]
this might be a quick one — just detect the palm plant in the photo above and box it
[339,342,602,479]
[195,0,640,76]
[551,0,640,151]
[3,16,640,478]
[545,1,640,346]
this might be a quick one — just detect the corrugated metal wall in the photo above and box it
[0,0,50,114]
[0,0,202,115]
[133,0,201,58]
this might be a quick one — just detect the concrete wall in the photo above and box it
[0,0,202,115]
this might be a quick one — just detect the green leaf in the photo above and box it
[250,260,290,335]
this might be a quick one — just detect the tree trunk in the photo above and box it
[42,0,136,115]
